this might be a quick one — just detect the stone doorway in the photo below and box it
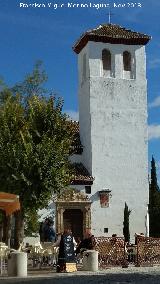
[63,209,83,240]
[55,188,92,238]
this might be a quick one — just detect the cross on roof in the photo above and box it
[107,9,114,24]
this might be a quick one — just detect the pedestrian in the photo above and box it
[57,227,76,272]
[39,222,44,242]
[41,218,50,242]
[47,221,56,242]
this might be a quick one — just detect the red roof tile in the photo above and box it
[73,24,151,54]
[71,163,94,185]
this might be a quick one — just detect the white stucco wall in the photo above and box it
[77,41,149,242]
[38,201,55,222]
[78,46,92,174]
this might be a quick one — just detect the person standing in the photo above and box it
[47,221,56,242]
[39,222,44,242]
[57,228,76,272]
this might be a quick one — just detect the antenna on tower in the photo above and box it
[107,8,114,24]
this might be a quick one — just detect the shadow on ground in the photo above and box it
[1,273,160,284]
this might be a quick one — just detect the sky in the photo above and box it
[0,0,160,177]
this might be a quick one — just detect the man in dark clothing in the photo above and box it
[39,222,44,242]
[42,218,50,242]
[47,222,56,242]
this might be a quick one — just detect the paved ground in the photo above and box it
[1,266,160,284]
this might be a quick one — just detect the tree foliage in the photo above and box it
[123,202,131,243]
[24,209,40,237]
[0,63,75,243]
[149,156,160,237]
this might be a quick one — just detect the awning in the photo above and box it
[0,192,20,215]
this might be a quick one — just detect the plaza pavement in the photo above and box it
[1,266,160,284]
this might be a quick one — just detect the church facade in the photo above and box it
[55,24,151,242]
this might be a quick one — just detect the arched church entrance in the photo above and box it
[63,209,83,240]
[55,188,92,239]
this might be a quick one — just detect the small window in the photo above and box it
[85,186,91,194]
[104,228,108,233]
[102,49,111,71]
[123,51,131,71]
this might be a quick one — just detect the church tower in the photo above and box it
[73,24,151,240]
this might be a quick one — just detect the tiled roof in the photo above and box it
[73,24,151,54]
[71,163,94,185]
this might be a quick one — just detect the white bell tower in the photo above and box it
[73,24,151,240]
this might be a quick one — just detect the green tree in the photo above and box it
[123,202,131,243]
[24,209,40,237]
[149,156,160,237]
[0,63,75,247]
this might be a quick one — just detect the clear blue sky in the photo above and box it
[0,0,160,176]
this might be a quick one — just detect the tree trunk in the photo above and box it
[2,213,7,243]
[14,210,25,249]
[0,224,3,242]
[0,210,5,242]
[7,215,12,247]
